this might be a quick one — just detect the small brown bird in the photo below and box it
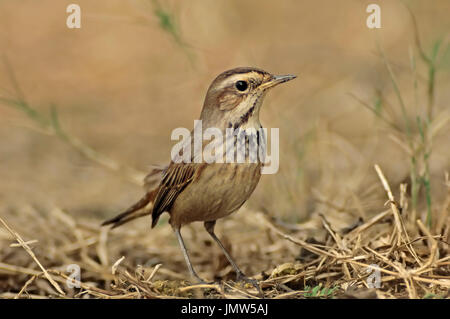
[103,67,296,288]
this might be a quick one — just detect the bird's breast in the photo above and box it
[170,162,262,226]
[169,124,266,227]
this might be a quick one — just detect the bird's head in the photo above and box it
[200,67,296,129]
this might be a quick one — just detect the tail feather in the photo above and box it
[104,209,152,229]
[101,190,156,228]
[102,166,165,229]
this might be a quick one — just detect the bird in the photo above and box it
[102,67,296,290]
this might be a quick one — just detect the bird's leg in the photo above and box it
[204,221,261,293]
[174,227,205,284]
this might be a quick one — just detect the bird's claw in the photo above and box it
[236,272,263,296]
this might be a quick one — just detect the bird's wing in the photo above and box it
[151,162,203,227]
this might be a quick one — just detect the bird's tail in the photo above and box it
[101,190,157,229]
[101,165,166,229]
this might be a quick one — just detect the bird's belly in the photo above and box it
[170,163,261,226]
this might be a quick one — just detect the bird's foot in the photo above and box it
[190,274,214,286]
[236,272,263,296]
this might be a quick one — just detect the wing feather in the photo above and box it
[151,162,199,227]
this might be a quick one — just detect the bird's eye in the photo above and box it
[235,80,248,91]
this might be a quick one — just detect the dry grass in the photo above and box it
[0,164,448,298]
[0,1,449,299]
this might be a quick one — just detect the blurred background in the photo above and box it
[0,0,449,291]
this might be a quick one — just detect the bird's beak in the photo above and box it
[260,74,297,90]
